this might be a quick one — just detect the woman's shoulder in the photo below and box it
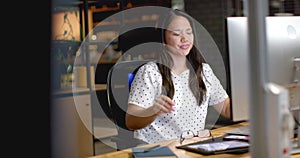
[201,63,216,81]
[202,63,213,72]
[134,60,160,76]
[140,60,159,70]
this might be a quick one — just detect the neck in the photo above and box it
[171,56,188,74]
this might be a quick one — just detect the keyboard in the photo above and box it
[224,125,299,137]
[223,125,250,136]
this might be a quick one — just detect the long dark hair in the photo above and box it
[156,9,207,105]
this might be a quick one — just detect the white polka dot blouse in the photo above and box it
[128,61,228,144]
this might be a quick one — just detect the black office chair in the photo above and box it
[106,26,162,150]
[106,59,152,150]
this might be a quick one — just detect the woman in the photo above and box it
[125,9,230,144]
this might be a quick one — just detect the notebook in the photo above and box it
[132,146,177,158]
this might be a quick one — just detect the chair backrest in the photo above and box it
[118,27,163,62]
[106,59,152,149]
[106,26,162,149]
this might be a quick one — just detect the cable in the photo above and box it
[294,115,300,127]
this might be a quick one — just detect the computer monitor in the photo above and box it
[226,17,250,122]
[226,16,300,122]
[266,17,300,112]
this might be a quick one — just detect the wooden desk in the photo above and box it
[88,122,300,158]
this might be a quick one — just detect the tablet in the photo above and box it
[176,140,249,155]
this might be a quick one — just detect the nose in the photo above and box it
[181,34,188,42]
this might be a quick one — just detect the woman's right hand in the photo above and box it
[126,95,175,130]
[151,95,175,115]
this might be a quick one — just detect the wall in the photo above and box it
[185,0,236,127]
[185,0,229,91]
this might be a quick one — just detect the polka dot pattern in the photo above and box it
[128,62,228,144]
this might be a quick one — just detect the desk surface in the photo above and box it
[88,122,300,158]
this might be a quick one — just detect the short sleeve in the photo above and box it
[128,62,162,108]
[202,63,228,106]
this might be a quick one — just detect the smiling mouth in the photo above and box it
[179,44,190,49]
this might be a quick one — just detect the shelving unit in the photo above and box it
[51,1,96,157]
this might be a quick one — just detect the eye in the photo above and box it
[172,32,180,36]
[186,30,193,35]
[186,31,193,35]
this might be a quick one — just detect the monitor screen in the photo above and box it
[226,16,300,122]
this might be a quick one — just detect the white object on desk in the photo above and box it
[265,83,295,158]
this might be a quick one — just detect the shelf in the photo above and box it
[51,40,81,47]
[52,84,107,97]
[51,40,81,56]
[52,0,99,10]
[90,0,171,13]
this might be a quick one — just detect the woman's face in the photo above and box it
[165,15,194,57]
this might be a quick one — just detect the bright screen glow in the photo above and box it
[226,16,300,122]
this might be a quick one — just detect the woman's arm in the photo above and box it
[125,104,159,130]
[126,95,175,130]
[212,97,231,119]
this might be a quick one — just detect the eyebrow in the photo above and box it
[168,28,192,32]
